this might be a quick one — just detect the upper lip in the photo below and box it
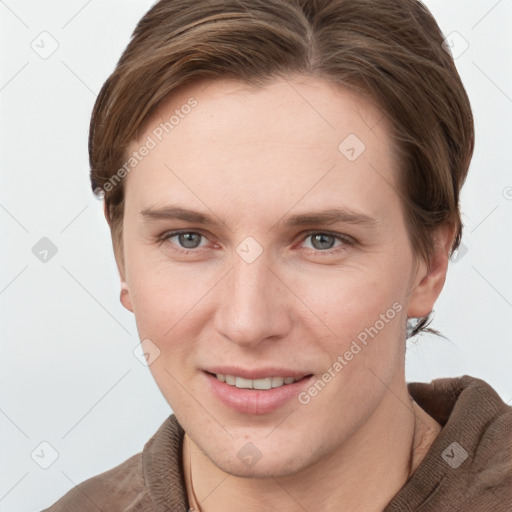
[204,367,312,380]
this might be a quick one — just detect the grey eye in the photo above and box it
[178,232,203,248]
[309,233,336,250]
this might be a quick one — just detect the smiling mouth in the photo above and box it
[206,372,312,390]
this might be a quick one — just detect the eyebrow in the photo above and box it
[140,205,378,229]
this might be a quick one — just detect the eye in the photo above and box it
[157,230,353,256]
[301,231,352,252]
[160,231,208,251]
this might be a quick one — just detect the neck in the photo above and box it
[185,374,441,512]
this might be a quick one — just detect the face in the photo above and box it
[118,75,445,478]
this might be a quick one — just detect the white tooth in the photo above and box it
[221,375,300,389]
[271,376,284,388]
[253,377,272,390]
[235,376,253,389]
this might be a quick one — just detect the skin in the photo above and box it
[114,75,451,511]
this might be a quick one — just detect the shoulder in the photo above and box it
[447,376,512,508]
[41,414,185,511]
[464,380,512,507]
[393,375,512,511]
[42,451,151,511]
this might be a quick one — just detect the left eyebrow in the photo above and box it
[273,208,379,230]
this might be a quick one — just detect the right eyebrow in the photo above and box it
[140,206,221,225]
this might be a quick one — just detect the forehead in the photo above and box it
[124,76,402,225]
[136,75,389,148]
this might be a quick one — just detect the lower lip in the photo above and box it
[204,371,313,415]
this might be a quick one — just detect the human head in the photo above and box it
[87,0,475,481]
[89,0,474,337]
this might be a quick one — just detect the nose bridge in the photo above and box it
[215,249,289,346]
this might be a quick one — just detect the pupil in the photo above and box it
[312,234,334,250]
[179,233,200,248]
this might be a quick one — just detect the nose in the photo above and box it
[213,253,292,348]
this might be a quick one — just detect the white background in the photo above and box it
[1,1,511,510]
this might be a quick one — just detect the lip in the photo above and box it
[203,370,313,415]
[203,366,310,380]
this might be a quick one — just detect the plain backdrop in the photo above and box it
[1,1,511,510]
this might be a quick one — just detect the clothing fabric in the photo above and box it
[42,375,512,511]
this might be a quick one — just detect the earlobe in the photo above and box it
[406,224,455,319]
[120,281,134,312]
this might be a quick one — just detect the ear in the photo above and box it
[120,280,134,312]
[103,201,133,313]
[407,223,455,318]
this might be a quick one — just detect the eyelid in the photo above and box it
[300,229,354,242]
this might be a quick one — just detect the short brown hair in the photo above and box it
[89,0,474,337]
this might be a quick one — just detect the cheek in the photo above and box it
[294,264,409,377]
[299,265,404,331]
[130,272,210,340]
[124,241,209,339]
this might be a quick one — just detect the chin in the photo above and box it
[196,428,322,480]
[212,448,310,479]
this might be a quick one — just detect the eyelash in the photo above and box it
[157,230,354,256]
